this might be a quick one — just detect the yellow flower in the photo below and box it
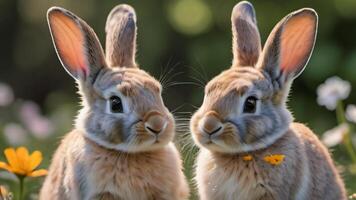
[242,155,253,161]
[0,147,47,177]
[263,154,285,165]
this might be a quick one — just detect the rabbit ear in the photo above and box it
[47,7,107,82]
[105,4,137,68]
[231,1,261,67]
[258,8,318,84]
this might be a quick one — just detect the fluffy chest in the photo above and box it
[212,163,268,199]
[72,144,179,200]
[196,151,273,200]
[82,158,157,199]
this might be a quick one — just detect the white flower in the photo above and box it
[322,123,349,147]
[19,101,54,139]
[0,83,14,106]
[346,104,356,123]
[317,76,351,110]
[3,123,28,145]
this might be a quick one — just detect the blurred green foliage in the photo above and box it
[0,0,356,199]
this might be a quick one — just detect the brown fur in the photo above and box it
[195,123,346,200]
[231,1,261,66]
[190,2,346,199]
[42,5,189,199]
[41,131,188,200]
[105,5,137,68]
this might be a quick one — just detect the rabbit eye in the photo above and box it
[110,96,123,113]
[243,96,257,113]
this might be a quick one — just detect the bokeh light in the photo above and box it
[167,0,213,35]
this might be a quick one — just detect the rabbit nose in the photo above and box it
[144,111,167,135]
[200,111,223,135]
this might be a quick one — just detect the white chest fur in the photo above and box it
[69,142,183,200]
[196,150,270,200]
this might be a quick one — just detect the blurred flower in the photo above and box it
[27,117,53,139]
[0,185,7,197]
[350,193,356,199]
[0,185,12,200]
[19,101,39,119]
[3,123,28,146]
[0,83,14,107]
[0,171,17,182]
[317,76,351,110]
[346,104,356,123]
[0,147,47,177]
[19,101,54,139]
[322,123,349,147]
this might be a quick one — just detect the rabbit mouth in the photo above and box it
[194,120,268,153]
[123,120,174,151]
[194,119,289,153]
[83,120,173,153]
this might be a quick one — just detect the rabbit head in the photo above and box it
[190,1,318,153]
[47,5,174,152]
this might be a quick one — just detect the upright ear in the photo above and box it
[47,7,107,83]
[105,4,137,68]
[231,1,261,67]
[258,8,318,85]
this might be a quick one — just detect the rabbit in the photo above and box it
[190,1,346,200]
[40,4,189,200]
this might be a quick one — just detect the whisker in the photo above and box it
[165,81,203,88]
[171,104,187,115]
[187,63,208,85]
[159,60,182,91]
[162,71,183,86]
[188,75,205,88]
[159,57,175,83]
[194,58,209,82]
[187,103,200,110]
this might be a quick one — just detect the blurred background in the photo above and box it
[0,0,356,199]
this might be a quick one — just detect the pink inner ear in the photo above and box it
[49,12,88,76]
[280,14,316,73]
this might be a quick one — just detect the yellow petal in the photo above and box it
[4,148,22,172]
[16,147,30,173]
[242,155,253,161]
[0,185,8,197]
[0,162,12,172]
[29,151,42,171]
[28,169,48,177]
[263,154,285,165]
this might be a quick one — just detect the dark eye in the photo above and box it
[110,96,123,113]
[243,96,258,113]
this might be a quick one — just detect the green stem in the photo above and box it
[336,101,356,163]
[18,176,24,200]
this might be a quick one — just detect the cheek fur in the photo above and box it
[107,118,127,143]
[85,112,128,145]
[219,123,241,145]
[243,115,273,144]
